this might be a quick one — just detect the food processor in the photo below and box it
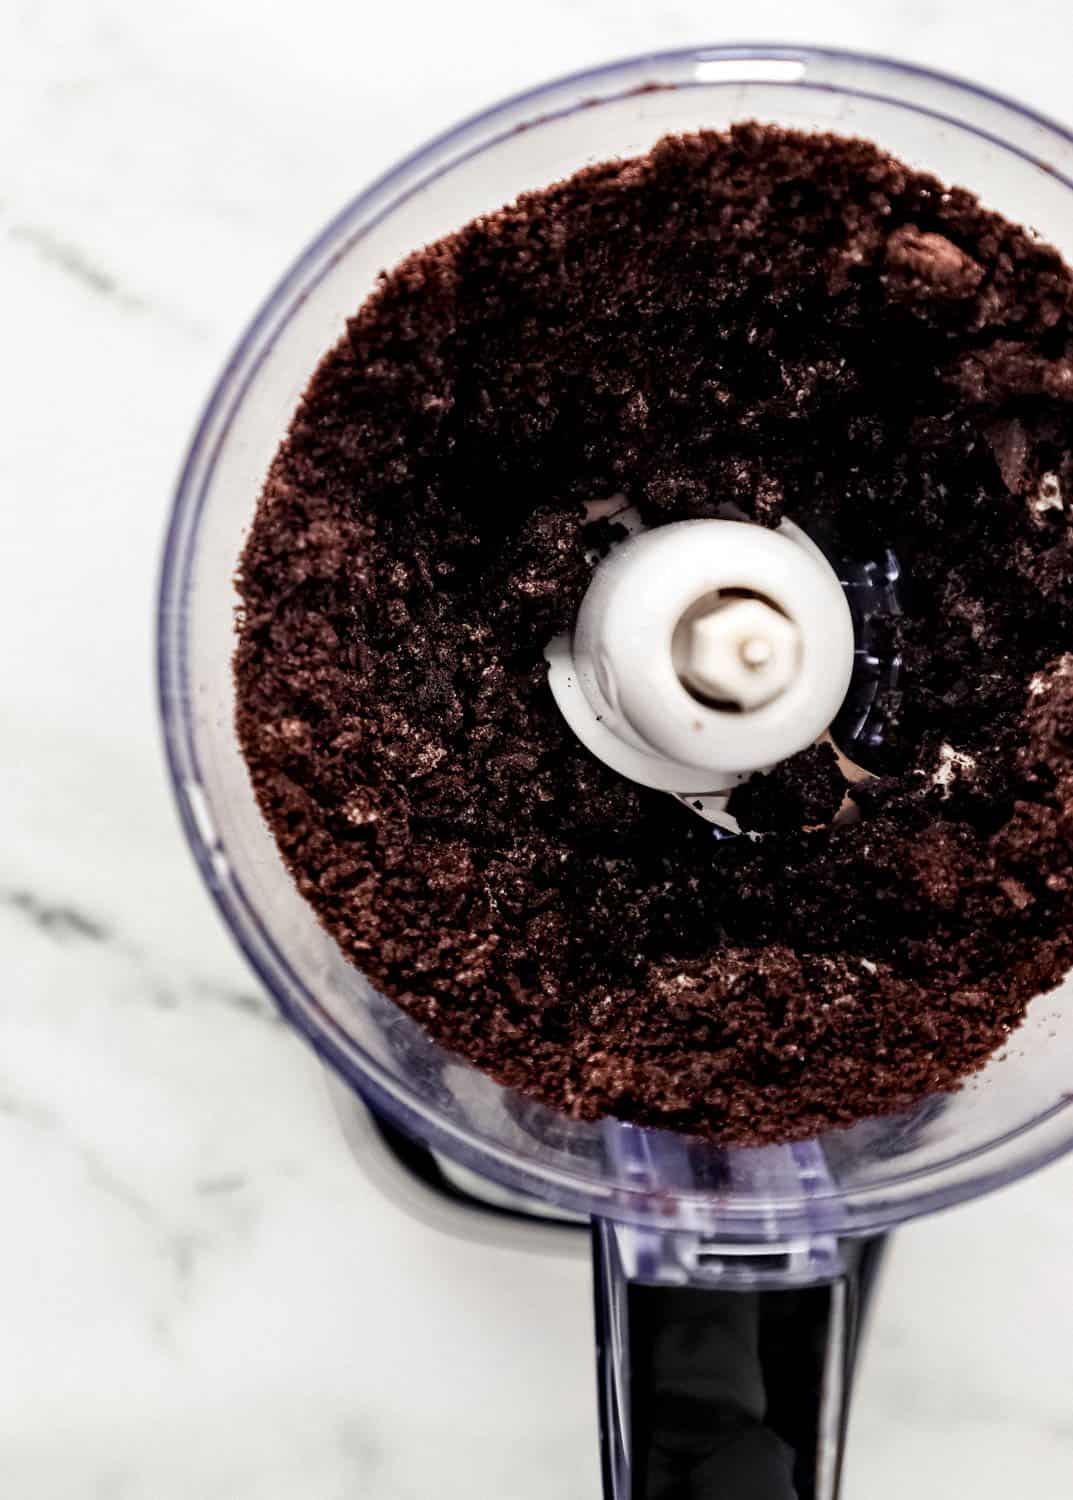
[158,45,1073,1499]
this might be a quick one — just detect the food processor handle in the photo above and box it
[591,1219,886,1499]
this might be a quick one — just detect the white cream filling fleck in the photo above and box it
[1030,472,1064,518]
[933,742,976,795]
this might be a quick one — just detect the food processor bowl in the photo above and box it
[159,45,1073,1499]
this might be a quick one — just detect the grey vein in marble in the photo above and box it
[8,222,144,308]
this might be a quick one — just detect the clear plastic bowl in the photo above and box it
[159,44,1073,1244]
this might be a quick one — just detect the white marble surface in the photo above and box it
[4,2,1073,1495]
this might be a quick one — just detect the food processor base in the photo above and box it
[324,1069,587,1251]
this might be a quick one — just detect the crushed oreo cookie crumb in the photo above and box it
[236,125,1073,1144]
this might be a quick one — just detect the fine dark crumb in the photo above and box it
[235,124,1073,1145]
[727,743,847,834]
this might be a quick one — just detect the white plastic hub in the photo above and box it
[546,517,855,795]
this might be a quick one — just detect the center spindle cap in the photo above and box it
[674,593,801,711]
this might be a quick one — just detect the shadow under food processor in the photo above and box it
[159,45,1073,1500]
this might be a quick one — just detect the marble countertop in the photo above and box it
[5,1,1073,1495]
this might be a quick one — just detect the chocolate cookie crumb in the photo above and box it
[884,224,984,299]
[727,743,846,833]
[235,125,1073,1144]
